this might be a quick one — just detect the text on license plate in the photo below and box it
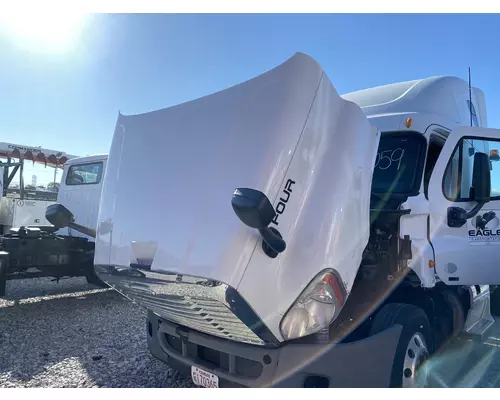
[191,366,219,388]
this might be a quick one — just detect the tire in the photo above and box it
[369,303,435,388]
[490,286,500,316]
[441,290,466,339]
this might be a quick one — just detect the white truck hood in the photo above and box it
[95,53,379,341]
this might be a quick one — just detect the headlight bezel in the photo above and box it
[279,268,347,341]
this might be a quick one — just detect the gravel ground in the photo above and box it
[1,277,500,388]
[424,325,500,387]
[0,277,195,388]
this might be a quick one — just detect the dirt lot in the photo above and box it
[1,277,500,388]
[0,277,195,388]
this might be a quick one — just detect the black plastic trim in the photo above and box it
[147,310,403,388]
[224,286,280,346]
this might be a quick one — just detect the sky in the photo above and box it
[1,13,500,185]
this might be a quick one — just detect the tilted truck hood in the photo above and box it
[95,53,379,342]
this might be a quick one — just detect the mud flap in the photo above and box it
[0,251,10,297]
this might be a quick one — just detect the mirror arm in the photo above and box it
[68,222,97,238]
[258,227,286,258]
[448,199,489,228]
[465,200,487,219]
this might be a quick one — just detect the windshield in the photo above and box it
[371,133,426,195]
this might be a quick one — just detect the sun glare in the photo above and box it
[0,11,90,55]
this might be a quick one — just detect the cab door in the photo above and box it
[428,126,500,285]
[57,160,106,239]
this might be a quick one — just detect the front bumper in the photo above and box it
[147,310,403,388]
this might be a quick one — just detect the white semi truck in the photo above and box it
[0,152,108,296]
[47,53,500,388]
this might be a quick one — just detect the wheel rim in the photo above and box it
[402,332,429,388]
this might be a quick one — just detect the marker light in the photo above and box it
[490,149,499,162]
[406,117,412,128]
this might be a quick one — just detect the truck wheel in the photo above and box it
[369,303,434,388]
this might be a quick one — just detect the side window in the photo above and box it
[66,162,103,186]
[443,137,500,201]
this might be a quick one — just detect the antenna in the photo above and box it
[468,65,473,127]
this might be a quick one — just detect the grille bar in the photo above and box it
[135,293,265,344]
[98,267,275,346]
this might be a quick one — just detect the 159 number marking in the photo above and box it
[375,148,405,171]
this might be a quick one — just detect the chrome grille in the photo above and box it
[96,267,269,346]
[131,291,265,345]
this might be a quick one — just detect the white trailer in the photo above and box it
[48,53,500,387]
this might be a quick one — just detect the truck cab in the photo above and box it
[0,153,109,297]
[56,154,107,240]
[342,76,499,289]
[50,53,500,387]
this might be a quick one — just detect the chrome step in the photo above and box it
[464,285,495,337]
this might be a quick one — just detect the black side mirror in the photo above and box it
[231,188,286,258]
[45,203,97,238]
[471,152,491,203]
[448,151,492,228]
[46,204,74,228]
[231,188,276,229]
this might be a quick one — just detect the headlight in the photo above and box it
[280,270,346,341]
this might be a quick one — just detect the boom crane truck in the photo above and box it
[0,146,108,297]
[47,53,500,388]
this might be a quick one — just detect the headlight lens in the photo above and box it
[280,270,346,341]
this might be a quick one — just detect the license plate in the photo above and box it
[191,366,219,388]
